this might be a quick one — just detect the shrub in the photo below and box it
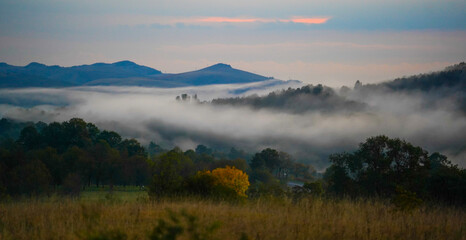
[210,166,249,197]
[391,186,423,212]
[303,180,324,197]
[187,167,249,200]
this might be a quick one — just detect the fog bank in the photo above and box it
[0,82,464,169]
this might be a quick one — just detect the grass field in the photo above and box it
[79,186,148,202]
[0,189,465,240]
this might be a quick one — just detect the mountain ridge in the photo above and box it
[0,61,274,88]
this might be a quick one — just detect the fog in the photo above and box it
[0,82,464,169]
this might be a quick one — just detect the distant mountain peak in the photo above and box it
[202,63,233,71]
[0,60,273,88]
[26,62,46,68]
[113,60,137,66]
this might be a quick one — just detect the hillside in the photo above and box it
[211,62,466,113]
[211,84,366,113]
[365,62,465,92]
[358,62,466,112]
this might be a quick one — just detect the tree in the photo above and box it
[63,118,92,149]
[147,141,166,157]
[8,159,51,196]
[41,122,65,151]
[228,147,249,160]
[31,147,63,187]
[356,136,429,196]
[250,148,280,172]
[121,155,150,186]
[119,139,146,157]
[426,153,466,204]
[189,166,250,198]
[324,136,434,198]
[195,144,213,155]
[17,126,42,150]
[149,148,194,197]
[98,130,122,148]
[324,153,357,196]
[90,140,120,188]
[210,166,250,197]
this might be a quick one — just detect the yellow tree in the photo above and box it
[210,166,250,197]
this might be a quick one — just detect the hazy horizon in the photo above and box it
[1,0,465,87]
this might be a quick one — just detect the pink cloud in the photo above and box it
[192,16,330,24]
[289,17,330,24]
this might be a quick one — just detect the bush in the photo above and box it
[391,186,423,212]
[210,166,249,198]
[303,180,324,197]
[186,167,249,200]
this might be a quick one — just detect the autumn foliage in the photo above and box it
[198,166,250,197]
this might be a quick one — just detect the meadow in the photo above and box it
[1,188,464,240]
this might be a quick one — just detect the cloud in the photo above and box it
[288,17,330,24]
[172,16,331,25]
[0,82,464,169]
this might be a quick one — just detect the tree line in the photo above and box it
[324,136,465,205]
[0,118,149,196]
[0,118,464,205]
[0,118,315,199]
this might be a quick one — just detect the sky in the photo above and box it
[0,0,465,86]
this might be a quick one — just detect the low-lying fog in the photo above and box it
[0,81,464,169]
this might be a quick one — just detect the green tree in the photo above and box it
[324,136,433,198]
[149,148,194,197]
[250,148,280,172]
[98,130,122,148]
[9,159,51,196]
[63,118,92,149]
[17,125,42,150]
[31,147,63,187]
[119,139,146,157]
[426,153,466,204]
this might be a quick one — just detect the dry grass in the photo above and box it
[0,195,465,240]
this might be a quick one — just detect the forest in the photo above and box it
[1,117,464,205]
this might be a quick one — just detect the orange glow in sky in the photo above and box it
[196,17,330,24]
[290,18,330,24]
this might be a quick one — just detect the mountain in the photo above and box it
[153,63,271,85]
[0,61,274,88]
[0,61,162,88]
[84,63,272,87]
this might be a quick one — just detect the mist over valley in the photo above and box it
[1,62,464,169]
